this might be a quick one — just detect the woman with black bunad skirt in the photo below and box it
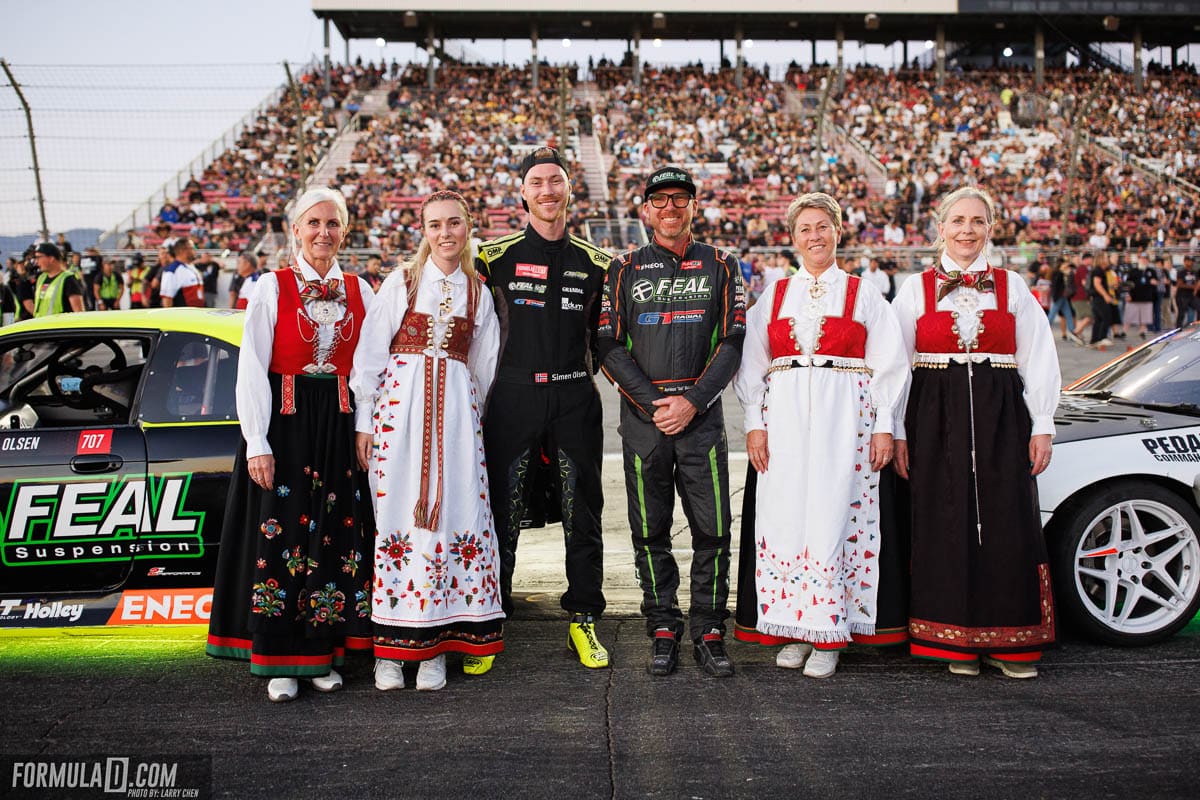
[351,191,504,693]
[892,186,1060,678]
[206,187,376,701]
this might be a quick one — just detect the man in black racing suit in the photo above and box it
[597,166,746,678]
[476,147,612,672]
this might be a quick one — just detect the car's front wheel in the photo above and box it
[1052,480,1200,646]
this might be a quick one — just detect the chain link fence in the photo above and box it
[0,63,297,251]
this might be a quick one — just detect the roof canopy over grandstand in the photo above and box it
[312,0,1200,49]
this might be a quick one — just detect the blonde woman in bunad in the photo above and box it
[206,187,376,702]
[893,185,1060,678]
[351,191,503,692]
[732,192,909,679]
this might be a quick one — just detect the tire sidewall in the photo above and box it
[1051,479,1200,646]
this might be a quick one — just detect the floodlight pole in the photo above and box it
[1035,25,1044,91]
[323,17,332,96]
[935,24,946,87]
[735,25,744,90]
[1133,27,1143,94]
[835,23,845,93]
[427,23,437,90]
[632,26,642,88]
[531,23,540,92]
[283,61,310,189]
[1058,76,1105,266]
[1,60,49,242]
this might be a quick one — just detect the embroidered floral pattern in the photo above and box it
[301,582,346,626]
[260,519,282,539]
[284,545,318,576]
[342,549,361,577]
[275,485,290,498]
[449,532,482,568]
[379,531,414,570]
[251,578,286,617]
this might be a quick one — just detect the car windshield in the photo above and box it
[1070,329,1200,407]
[0,335,150,428]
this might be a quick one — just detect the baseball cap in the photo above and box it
[519,146,569,180]
[643,166,696,199]
[33,242,62,260]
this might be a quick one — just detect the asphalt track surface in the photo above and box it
[3,619,1199,800]
[3,333,1195,799]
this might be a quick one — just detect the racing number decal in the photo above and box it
[77,429,113,454]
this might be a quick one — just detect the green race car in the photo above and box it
[0,309,244,627]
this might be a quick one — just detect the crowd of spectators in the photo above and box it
[106,58,1198,300]
[122,63,371,253]
[769,66,1200,256]
[600,65,870,252]
[1043,66,1200,186]
[325,63,592,263]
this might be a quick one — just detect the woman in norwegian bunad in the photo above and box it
[351,191,503,693]
[732,192,908,679]
[206,187,376,702]
[892,185,1060,679]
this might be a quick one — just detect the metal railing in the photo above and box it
[96,83,289,250]
[830,124,887,193]
[742,244,1200,276]
[1087,132,1200,196]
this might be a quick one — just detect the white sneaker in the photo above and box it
[948,660,981,676]
[802,649,840,679]
[310,668,343,693]
[267,677,299,702]
[374,659,405,691]
[416,654,447,691]
[775,643,813,669]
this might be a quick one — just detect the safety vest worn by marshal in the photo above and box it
[33,271,77,317]
[97,272,122,302]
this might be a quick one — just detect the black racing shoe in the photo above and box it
[648,628,679,676]
[693,629,735,677]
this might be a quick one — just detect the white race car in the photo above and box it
[1041,326,1200,645]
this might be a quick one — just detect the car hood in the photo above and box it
[1053,394,1200,444]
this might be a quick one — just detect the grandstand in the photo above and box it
[6,0,1196,298]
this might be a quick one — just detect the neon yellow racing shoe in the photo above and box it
[567,614,610,669]
[462,655,495,676]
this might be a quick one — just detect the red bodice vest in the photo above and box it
[767,275,867,359]
[268,268,365,377]
[388,271,480,364]
[914,268,1016,354]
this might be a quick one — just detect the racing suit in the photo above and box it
[477,225,611,617]
[597,238,746,640]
